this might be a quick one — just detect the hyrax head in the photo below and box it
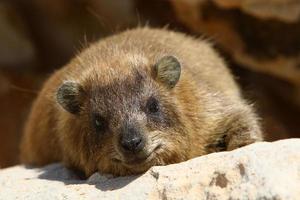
[56,55,189,175]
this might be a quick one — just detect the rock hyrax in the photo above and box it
[20,27,262,177]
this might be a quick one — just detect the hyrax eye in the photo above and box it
[147,97,160,113]
[93,114,107,132]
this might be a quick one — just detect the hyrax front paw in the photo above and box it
[207,106,263,152]
[226,107,263,151]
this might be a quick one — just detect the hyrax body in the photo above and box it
[20,28,262,177]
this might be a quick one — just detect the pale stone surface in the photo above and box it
[0,139,299,200]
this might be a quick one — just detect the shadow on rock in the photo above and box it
[87,172,142,191]
[35,163,140,190]
[35,163,86,185]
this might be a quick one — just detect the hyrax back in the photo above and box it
[20,27,262,177]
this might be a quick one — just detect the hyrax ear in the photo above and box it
[154,55,181,89]
[56,81,84,115]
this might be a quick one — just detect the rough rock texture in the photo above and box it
[0,139,299,200]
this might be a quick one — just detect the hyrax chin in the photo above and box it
[20,27,262,177]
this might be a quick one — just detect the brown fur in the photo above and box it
[20,27,262,177]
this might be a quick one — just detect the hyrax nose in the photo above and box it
[120,126,145,153]
[121,136,143,152]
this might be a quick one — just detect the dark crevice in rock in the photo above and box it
[210,172,228,188]
[238,163,246,177]
[150,170,159,180]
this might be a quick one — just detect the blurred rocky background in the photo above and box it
[0,0,299,168]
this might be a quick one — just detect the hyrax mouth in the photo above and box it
[113,143,162,167]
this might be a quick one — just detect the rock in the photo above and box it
[0,139,299,199]
[0,72,40,168]
[0,2,35,68]
[170,0,300,106]
[88,0,136,27]
[19,0,137,71]
[214,0,300,23]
